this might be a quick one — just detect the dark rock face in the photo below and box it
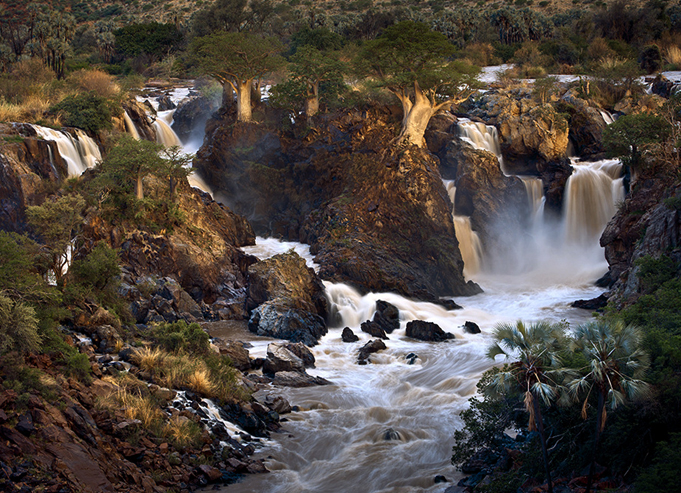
[341,327,359,342]
[156,94,176,111]
[172,95,220,144]
[360,320,389,340]
[194,107,480,301]
[358,339,387,364]
[559,89,610,158]
[651,74,675,99]
[122,101,155,141]
[405,320,455,342]
[373,300,400,334]
[537,158,573,220]
[572,294,609,311]
[463,321,481,334]
[246,251,328,346]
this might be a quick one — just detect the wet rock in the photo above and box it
[272,371,332,388]
[559,89,610,158]
[263,395,292,414]
[405,320,454,342]
[372,300,400,333]
[405,353,419,365]
[262,342,306,375]
[246,251,328,346]
[463,321,481,334]
[197,464,222,482]
[341,327,359,343]
[157,94,176,111]
[281,342,315,368]
[172,94,219,143]
[360,320,389,340]
[572,293,609,311]
[434,475,448,483]
[382,428,401,441]
[121,100,155,141]
[358,339,387,364]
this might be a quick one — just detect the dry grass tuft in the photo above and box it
[187,369,214,395]
[132,346,165,371]
[67,69,120,98]
[164,416,203,451]
[664,46,681,68]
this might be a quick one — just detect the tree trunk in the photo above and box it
[585,391,605,493]
[533,396,554,493]
[395,84,435,147]
[136,173,144,200]
[236,79,253,122]
[305,82,320,117]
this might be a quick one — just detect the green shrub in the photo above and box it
[635,433,681,493]
[153,320,210,355]
[0,294,41,355]
[49,92,120,133]
[65,352,92,383]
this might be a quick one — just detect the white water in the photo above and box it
[31,125,101,177]
[458,119,504,172]
[154,117,182,148]
[123,110,141,140]
[443,181,483,278]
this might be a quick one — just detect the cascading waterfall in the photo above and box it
[153,117,182,148]
[31,125,101,177]
[599,109,614,125]
[519,176,545,228]
[564,159,623,245]
[458,118,504,172]
[123,110,141,140]
[443,180,483,277]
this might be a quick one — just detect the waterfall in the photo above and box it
[519,176,545,227]
[458,119,504,172]
[564,159,623,245]
[599,109,614,125]
[444,180,483,277]
[31,125,102,177]
[123,110,141,140]
[153,118,182,148]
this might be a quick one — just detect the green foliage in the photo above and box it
[0,294,41,355]
[0,231,56,305]
[635,254,679,294]
[153,320,211,355]
[49,92,119,133]
[602,113,671,171]
[290,27,345,54]
[65,352,92,383]
[114,22,184,60]
[532,76,558,104]
[0,352,58,402]
[635,433,681,493]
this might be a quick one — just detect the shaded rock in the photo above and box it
[121,100,155,141]
[15,415,34,436]
[360,320,389,340]
[281,342,315,368]
[358,339,387,364]
[382,428,401,441]
[341,327,359,343]
[572,293,609,311]
[197,464,222,482]
[405,353,418,365]
[214,338,252,372]
[434,475,448,483]
[247,251,328,346]
[372,300,400,333]
[262,342,306,375]
[172,94,220,143]
[263,395,292,414]
[405,320,454,342]
[538,158,573,220]
[559,89,610,158]
[156,94,176,111]
[463,321,481,334]
[651,74,675,98]
[272,371,331,387]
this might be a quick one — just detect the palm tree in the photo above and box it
[567,319,651,493]
[486,320,567,493]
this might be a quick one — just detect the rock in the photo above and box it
[341,327,359,343]
[405,320,454,342]
[405,353,418,364]
[358,339,387,364]
[246,251,328,345]
[197,464,222,482]
[172,94,219,143]
[372,300,400,333]
[121,100,156,141]
[214,338,252,372]
[572,293,609,311]
[262,342,306,375]
[360,320,389,340]
[15,415,34,436]
[272,371,331,387]
[559,89,610,158]
[157,94,176,111]
[249,303,327,347]
[263,395,292,414]
[463,321,481,334]
[281,342,315,368]
[651,74,675,98]
[382,428,401,440]
[434,475,448,483]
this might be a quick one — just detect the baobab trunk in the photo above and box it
[136,173,144,200]
[236,80,253,122]
[305,83,320,117]
[395,85,435,147]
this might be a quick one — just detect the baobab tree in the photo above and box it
[357,21,479,147]
[192,31,284,122]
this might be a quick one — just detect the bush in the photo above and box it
[66,69,120,98]
[65,352,92,383]
[636,434,681,493]
[153,320,210,355]
[0,294,41,355]
[49,92,120,133]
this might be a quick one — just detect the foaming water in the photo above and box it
[241,236,320,271]
[31,125,101,176]
[458,118,504,172]
[444,181,483,278]
[123,110,141,140]
[214,234,604,493]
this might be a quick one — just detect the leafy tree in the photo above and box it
[191,32,284,122]
[275,45,346,117]
[356,21,480,147]
[567,320,651,493]
[290,26,345,53]
[602,113,671,177]
[29,7,75,79]
[486,320,568,493]
[113,22,184,61]
[49,91,119,133]
[26,195,86,287]
[191,0,275,36]
[99,135,165,200]
[0,294,40,355]
[0,231,55,305]
[159,146,193,197]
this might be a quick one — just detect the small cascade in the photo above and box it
[444,180,483,277]
[31,125,101,177]
[153,118,182,147]
[123,110,141,140]
[519,176,545,226]
[564,159,623,245]
[458,119,504,172]
[599,109,614,125]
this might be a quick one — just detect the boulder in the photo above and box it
[156,94,176,111]
[358,339,387,364]
[341,327,359,343]
[372,300,400,333]
[463,321,481,334]
[172,94,220,143]
[263,395,292,414]
[405,320,454,342]
[214,339,252,372]
[262,343,306,375]
[271,371,332,388]
[559,89,610,158]
[651,74,675,98]
[360,321,389,340]
[572,294,609,311]
[249,303,327,347]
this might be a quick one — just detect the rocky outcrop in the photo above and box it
[0,124,67,232]
[360,320,389,340]
[558,89,610,158]
[194,106,481,301]
[372,300,400,334]
[358,339,387,364]
[172,94,220,144]
[246,251,328,346]
[121,100,156,141]
[463,321,481,334]
[262,342,314,375]
[405,320,455,342]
